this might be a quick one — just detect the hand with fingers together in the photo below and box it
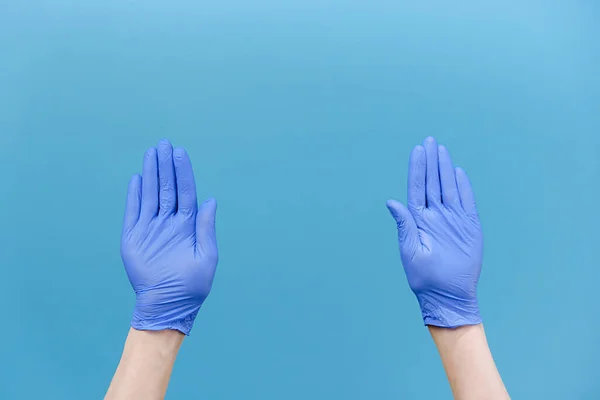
[120,139,218,335]
[386,137,510,399]
[386,136,483,328]
[106,140,218,400]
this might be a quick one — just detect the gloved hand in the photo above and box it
[386,137,483,328]
[120,139,218,335]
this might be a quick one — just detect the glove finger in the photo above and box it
[386,199,419,254]
[157,139,177,216]
[438,145,460,210]
[196,198,218,260]
[407,145,426,213]
[173,147,198,217]
[423,137,442,208]
[123,174,142,234]
[140,147,159,222]
[456,167,478,217]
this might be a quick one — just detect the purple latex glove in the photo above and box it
[120,139,218,335]
[386,137,483,328]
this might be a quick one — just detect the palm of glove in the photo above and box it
[404,206,482,302]
[121,214,216,321]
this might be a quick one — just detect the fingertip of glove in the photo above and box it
[423,136,437,145]
[158,138,172,147]
[145,147,157,158]
[386,199,402,219]
[386,199,400,210]
[173,147,187,160]
[200,198,218,214]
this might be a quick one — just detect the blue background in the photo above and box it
[1,1,599,399]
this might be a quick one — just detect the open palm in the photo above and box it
[387,137,483,327]
[121,140,218,335]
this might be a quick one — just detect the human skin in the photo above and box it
[429,324,509,399]
[105,329,184,400]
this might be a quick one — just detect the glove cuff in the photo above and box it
[417,293,481,328]
[130,309,199,336]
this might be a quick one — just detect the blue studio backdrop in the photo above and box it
[1,1,598,399]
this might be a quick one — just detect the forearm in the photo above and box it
[105,328,184,400]
[429,324,509,400]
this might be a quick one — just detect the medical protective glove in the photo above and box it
[120,139,218,335]
[386,137,483,328]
